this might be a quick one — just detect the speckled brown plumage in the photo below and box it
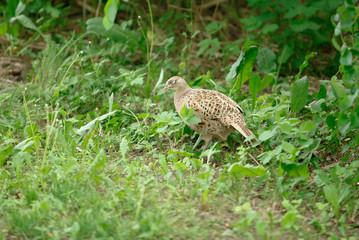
[164,76,256,150]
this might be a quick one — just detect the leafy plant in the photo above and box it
[1,1,359,239]
[241,0,342,75]
[314,161,359,217]
[196,20,226,57]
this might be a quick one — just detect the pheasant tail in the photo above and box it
[231,123,257,144]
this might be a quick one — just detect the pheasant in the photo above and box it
[164,76,256,150]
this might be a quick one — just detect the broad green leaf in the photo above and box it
[158,155,169,174]
[338,112,351,134]
[249,74,261,100]
[168,149,193,158]
[10,14,44,37]
[341,7,354,29]
[340,48,353,66]
[290,76,308,113]
[257,47,277,74]
[103,0,119,30]
[0,22,7,35]
[331,36,341,51]
[282,141,294,154]
[24,124,37,138]
[295,52,317,80]
[334,22,341,36]
[14,137,35,152]
[256,220,268,237]
[234,202,251,212]
[11,14,33,29]
[153,111,180,125]
[88,149,106,170]
[12,152,32,174]
[338,184,351,205]
[63,76,79,86]
[197,38,221,57]
[153,68,164,90]
[278,44,293,64]
[173,162,187,171]
[86,17,138,42]
[226,45,258,93]
[240,15,262,31]
[81,121,97,150]
[241,41,258,50]
[310,139,321,152]
[180,105,191,117]
[342,65,356,86]
[258,129,277,141]
[328,0,341,9]
[7,0,20,17]
[338,91,358,111]
[136,113,150,119]
[261,23,278,34]
[228,163,267,178]
[326,115,336,129]
[300,121,315,132]
[281,162,309,178]
[15,0,26,16]
[313,170,331,186]
[281,212,297,230]
[120,138,129,158]
[197,38,212,57]
[344,0,355,14]
[87,17,110,33]
[180,105,201,125]
[103,16,113,31]
[74,110,117,135]
[350,110,359,128]
[204,38,220,57]
[0,145,14,167]
[290,19,320,32]
[187,115,202,125]
[221,39,243,57]
[284,5,302,18]
[226,44,258,82]
[318,84,327,99]
[106,3,117,23]
[226,51,244,81]
[261,74,274,91]
[302,138,314,149]
[284,5,318,18]
[331,78,346,99]
[323,185,339,215]
[205,20,226,35]
[310,99,325,112]
[279,123,292,133]
[260,146,282,165]
[130,76,144,86]
[44,2,61,18]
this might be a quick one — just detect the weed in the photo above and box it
[0,1,358,239]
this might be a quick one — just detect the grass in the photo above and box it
[0,140,335,240]
[1,1,359,239]
[0,72,358,239]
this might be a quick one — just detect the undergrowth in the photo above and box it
[0,0,359,239]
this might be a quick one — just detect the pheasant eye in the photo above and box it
[170,79,176,85]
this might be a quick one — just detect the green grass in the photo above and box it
[1,0,359,239]
[0,73,358,239]
[0,138,351,240]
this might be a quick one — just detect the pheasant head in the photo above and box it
[164,76,190,93]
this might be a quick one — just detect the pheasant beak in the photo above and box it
[163,85,169,93]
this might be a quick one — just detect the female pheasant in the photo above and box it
[164,76,256,150]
